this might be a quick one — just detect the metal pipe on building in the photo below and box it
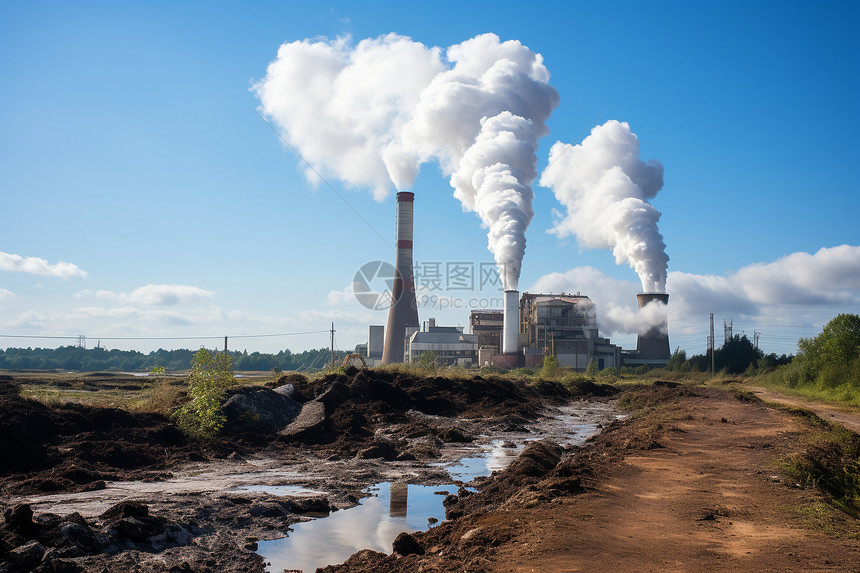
[382,192,419,364]
[502,289,519,354]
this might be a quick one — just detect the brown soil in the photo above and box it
[2,373,859,573]
[321,385,860,573]
[0,370,612,572]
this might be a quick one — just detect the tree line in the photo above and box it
[666,334,793,375]
[0,345,345,372]
[666,313,860,400]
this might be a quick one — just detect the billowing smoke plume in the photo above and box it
[254,33,559,291]
[540,120,668,293]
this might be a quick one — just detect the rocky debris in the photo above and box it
[318,549,387,572]
[0,501,196,571]
[356,439,402,460]
[221,386,302,434]
[279,400,326,439]
[8,540,47,569]
[392,532,424,556]
[505,440,563,480]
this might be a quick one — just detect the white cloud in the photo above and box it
[326,285,356,305]
[126,284,214,305]
[0,288,14,299]
[529,245,860,352]
[299,308,375,325]
[75,284,214,305]
[0,251,87,279]
[668,245,860,318]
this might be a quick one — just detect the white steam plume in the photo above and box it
[253,34,444,200]
[254,33,559,291]
[540,120,668,293]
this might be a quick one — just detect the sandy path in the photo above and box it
[488,388,860,572]
[746,385,860,434]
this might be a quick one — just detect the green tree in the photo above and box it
[667,346,687,371]
[715,335,763,374]
[417,351,437,371]
[172,348,236,440]
[797,314,860,389]
[585,359,599,376]
[540,354,559,378]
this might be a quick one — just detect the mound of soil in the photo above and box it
[1,371,613,496]
[0,379,226,495]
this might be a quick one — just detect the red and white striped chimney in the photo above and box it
[382,192,419,363]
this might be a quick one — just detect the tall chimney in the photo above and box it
[382,192,419,364]
[636,293,670,361]
[502,290,519,354]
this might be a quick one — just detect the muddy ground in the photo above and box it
[0,370,614,572]
[2,372,859,572]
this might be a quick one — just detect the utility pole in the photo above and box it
[330,322,336,369]
[224,336,228,355]
[709,313,715,375]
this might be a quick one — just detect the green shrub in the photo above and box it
[540,355,559,379]
[173,349,236,440]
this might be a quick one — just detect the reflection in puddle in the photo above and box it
[257,482,452,573]
[257,400,623,572]
[445,440,524,482]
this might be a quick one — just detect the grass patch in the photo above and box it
[778,418,860,519]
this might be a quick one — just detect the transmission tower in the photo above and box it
[724,319,733,344]
[708,313,715,375]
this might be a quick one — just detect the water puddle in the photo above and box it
[258,482,453,572]
[9,399,622,572]
[257,400,624,572]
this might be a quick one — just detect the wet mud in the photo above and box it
[0,370,618,572]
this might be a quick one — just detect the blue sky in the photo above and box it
[1,0,858,358]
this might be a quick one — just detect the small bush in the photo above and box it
[540,355,559,379]
[780,421,860,518]
[172,349,236,440]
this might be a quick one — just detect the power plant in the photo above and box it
[366,188,671,370]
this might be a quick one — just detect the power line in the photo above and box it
[0,330,330,342]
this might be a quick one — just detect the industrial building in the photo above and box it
[470,310,503,353]
[405,318,478,366]
[354,325,385,367]
[518,292,621,370]
[369,188,670,370]
[467,291,669,370]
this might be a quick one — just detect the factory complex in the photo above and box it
[354,192,671,371]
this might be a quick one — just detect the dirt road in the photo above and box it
[490,387,860,572]
[329,386,860,573]
[746,385,860,434]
